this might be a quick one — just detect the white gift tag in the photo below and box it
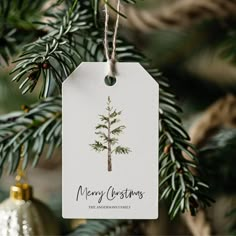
[62,62,159,219]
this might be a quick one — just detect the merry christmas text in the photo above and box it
[76,185,145,203]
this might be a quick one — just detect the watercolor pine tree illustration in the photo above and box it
[90,96,131,171]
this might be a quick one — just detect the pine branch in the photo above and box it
[110,137,119,145]
[10,1,92,98]
[99,115,109,123]
[90,141,107,152]
[113,146,131,154]
[111,125,125,135]
[154,69,213,219]
[0,0,47,65]
[111,118,120,125]
[95,131,109,142]
[95,124,108,130]
[110,110,122,118]
[0,96,61,176]
[67,219,133,236]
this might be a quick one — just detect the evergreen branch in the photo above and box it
[67,219,132,236]
[158,73,213,218]
[99,115,109,123]
[110,137,119,145]
[0,0,45,20]
[111,125,125,135]
[95,124,108,130]
[111,118,120,125]
[110,110,122,118]
[10,1,93,97]
[90,141,107,152]
[0,96,61,176]
[113,146,131,154]
[0,0,46,65]
[95,131,109,142]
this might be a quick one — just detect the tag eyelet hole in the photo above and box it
[104,76,116,86]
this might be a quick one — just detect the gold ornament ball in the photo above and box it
[0,183,61,236]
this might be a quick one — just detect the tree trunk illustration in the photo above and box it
[107,108,112,171]
[108,154,112,171]
[90,96,131,172]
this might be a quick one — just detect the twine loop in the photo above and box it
[104,0,121,78]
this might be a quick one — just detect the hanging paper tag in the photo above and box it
[62,62,159,219]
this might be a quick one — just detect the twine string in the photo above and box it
[104,2,110,62]
[104,0,121,77]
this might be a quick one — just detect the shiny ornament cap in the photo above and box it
[10,183,33,201]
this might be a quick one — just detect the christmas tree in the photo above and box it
[90,96,131,172]
[0,0,235,235]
